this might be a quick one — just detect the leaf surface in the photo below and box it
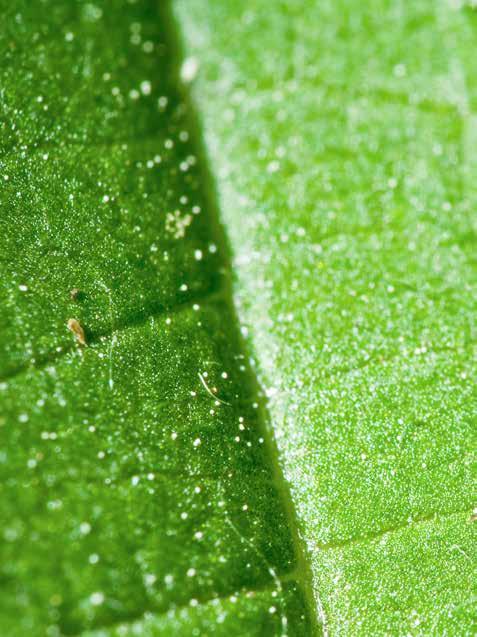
[0,2,313,635]
[174,1,476,634]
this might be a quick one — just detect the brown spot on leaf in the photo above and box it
[67,318,86,345]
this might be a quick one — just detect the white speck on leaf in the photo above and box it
[180,57,199,83]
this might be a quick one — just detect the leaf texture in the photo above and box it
[0,2,313,635]
[174,1,477,634]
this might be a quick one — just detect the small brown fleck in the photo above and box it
[67,318,86,345]
[70,287,81,301]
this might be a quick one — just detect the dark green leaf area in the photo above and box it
[1,302,304,635]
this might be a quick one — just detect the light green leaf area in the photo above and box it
[175,1,476,635]
[0,2,312,636]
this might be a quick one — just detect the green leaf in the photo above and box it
[0,2,313,635]
[173,1,476,635]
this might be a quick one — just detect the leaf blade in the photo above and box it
[174,1,477,634]
[0,2,312,635]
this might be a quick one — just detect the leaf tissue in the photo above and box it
[1,1,475,636]
[0,2,312,635]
